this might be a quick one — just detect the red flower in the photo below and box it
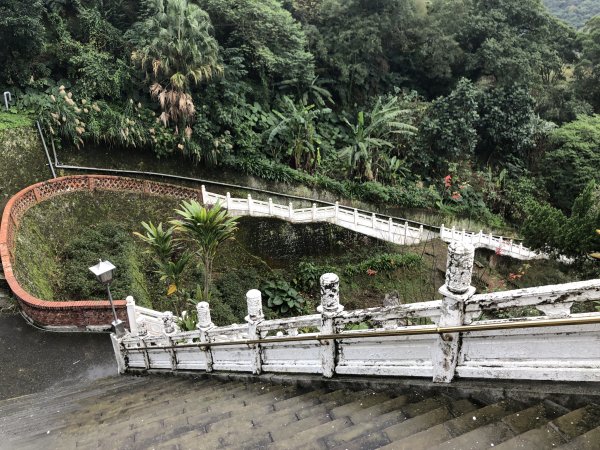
[366,268,378,276]
[444,175,452,188]
[451,192,462,200]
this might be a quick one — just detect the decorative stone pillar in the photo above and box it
[245,289,264,375]
[136,317,148,337]
[196,301,215,372]
[162,311,176,335]
[110,334,126,374]
[126,296,137,335]
[317,273,344,378]
[432,241,476,383]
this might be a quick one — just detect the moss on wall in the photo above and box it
[0,126,50,212]
[13,190,441,322]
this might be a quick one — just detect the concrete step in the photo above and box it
[329,398,475,450]
[154,389,365,449]
[382,400,521,450]
[4,374,600,450]
[0,377,192,434]
[558,424,600,449]
[493,404,600,449]
[432,400,567,450]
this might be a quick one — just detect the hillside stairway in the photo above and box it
[1,375,600,449]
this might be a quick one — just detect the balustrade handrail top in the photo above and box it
[467,278,600,305]
[122,314,600,350]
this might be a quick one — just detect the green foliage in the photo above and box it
[543,0,600,29]
[134,221,191,315]
[574,17,600,113]
[542,115,600,210]
[267,96,331,172]
[130,0,222,143]
[59,223,149,303]
[458,0,576,86]
[0,0,45,85]
[342,253,422,277]
[197,0,314,84]
[339,95,416,182]
[420,78,480,166]
[0,111,33,130]
[261,279,306,315]
[172,201,238,299]
[177,308,198,331]
[522,182,600,260]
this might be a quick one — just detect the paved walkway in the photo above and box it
[0,314,116,400]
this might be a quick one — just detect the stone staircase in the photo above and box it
[1,375,600,449]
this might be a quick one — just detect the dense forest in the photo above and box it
[543,0,600,28]
[0,0,600,268]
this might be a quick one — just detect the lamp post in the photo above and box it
[89,259,126,338]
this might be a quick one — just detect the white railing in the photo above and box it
[113,243,600,383]
[126,297,180,337]
[200,186,540,260]
[439,225,539,259]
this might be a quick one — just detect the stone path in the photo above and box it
[1,374,600,449]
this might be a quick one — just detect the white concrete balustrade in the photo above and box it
[114,242,600,383]
[200,185,541,260]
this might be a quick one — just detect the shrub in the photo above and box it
[261,279,305,315]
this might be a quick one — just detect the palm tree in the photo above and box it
[339,96,416,181]
[134,221,191,315]
[132,0,222,136]
[171,201,238,300]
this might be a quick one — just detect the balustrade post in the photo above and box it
[312,203,317,221]
[479,230,483,245]
[289,202,294,219]
[245,289,264,375]
[451,225,456,241]
[268,198,273,215]
[136,317,148,337]
[334,202,339,220]
[354,209,358,226]
[162,311,176,335]
[372,213,376,228]
[317,273,344,378]
[440,224,445,239]
[226,192,231,210]
[201,185,208,205]
[419,225,424,243]
[197,302,215,372]
[126,296,137,335]
[110,334,127,374]
[404,221,408,243]
[248,194,254,216]
[432,241,475,383]
[388,218,394,241]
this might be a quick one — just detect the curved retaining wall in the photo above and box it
[0,175,204,331]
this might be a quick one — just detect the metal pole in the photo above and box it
[106,284,119,324]
[36,121,57,178]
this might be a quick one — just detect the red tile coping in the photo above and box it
[0,175,204,330]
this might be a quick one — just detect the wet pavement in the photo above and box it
[0,314,117,400]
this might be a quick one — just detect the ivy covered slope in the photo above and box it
[0,111,49,210]
[1,0,600,263]
[13,190,437,323]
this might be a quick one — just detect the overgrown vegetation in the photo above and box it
[3,0,600,290]
[1,0,599,237]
